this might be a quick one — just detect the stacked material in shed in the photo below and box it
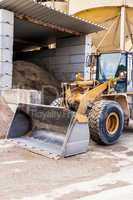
[13,61,60,104]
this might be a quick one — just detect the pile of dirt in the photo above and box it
[13,60,60,104]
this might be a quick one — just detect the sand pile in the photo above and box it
[13,61,60,104]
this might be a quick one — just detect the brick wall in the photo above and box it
[0,9,14,89]
[18,35,92,82]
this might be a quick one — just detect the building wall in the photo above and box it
[17,35,92,82]
[0,9,14,89]
[48,35,91,81]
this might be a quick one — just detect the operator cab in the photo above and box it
[96,52,133,93]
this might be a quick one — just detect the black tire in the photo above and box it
[8,111,32,138]
[88,100,124,145]
[50,97,63,107]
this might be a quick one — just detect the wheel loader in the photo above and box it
[1,51,133,159]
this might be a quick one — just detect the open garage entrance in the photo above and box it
[0,0,102,104]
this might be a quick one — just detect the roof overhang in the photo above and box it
[0,0,104,35]
[0,0,105,51]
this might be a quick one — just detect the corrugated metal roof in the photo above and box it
[0,0,104,35]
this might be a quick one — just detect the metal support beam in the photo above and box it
[120,6,126,51]
[14,38,47,48]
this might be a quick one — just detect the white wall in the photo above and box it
[0,9,14,89]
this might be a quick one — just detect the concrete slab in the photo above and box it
[0,125,133,200]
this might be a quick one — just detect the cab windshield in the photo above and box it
[98,53,126,81]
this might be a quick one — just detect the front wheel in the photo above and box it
[88,100,124,145]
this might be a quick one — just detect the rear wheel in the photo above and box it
[88,100,124,145]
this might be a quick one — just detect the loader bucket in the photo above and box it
[7,104,90,159]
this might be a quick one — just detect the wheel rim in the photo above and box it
[106,112,119,135]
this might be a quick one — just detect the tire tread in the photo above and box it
[88,100,123,145]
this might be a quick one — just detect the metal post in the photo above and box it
[120,6,126,51]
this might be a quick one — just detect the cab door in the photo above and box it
[127,53,133,92]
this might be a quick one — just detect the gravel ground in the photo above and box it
[0,122,133,200]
